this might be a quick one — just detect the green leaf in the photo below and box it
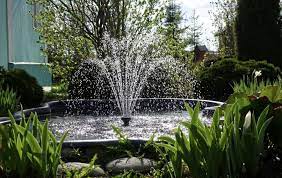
[256,105,270,132]
[156,143,177,153]
[17,126,42,153]
[184,102,194,119]
[16,134,23,160]
[41,119,49,173]
[158,136,176,145]
[260,85,282,103]
[258,118,272,149]
[192,102,201,125]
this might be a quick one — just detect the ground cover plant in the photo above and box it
[59,155,99,178]
[0,112,67,178]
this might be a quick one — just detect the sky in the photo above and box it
[177,0,282,51]
[175,0,217,51]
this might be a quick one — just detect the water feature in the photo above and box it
[44,98,222,141]
[95,33,172,125]
[1,32,223,142]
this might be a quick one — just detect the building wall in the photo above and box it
[8,63,51,86]
[0,0,8,68]
[12,1,45,63]
[2,0,52,86]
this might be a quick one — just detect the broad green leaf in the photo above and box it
[260,85,282,103]
[17,126,42,153]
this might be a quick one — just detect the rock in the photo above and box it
[57,162,106,177]
[106,157,157,174]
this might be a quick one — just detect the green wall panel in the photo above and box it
[12,0,45,63]
[8,63,52,86]
[0,0,8,68]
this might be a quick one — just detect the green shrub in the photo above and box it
[0,112,67,178]
[69,60,197,99]
[196,58,281,101]
[0,84,19,117]
[43,83,68,102]
[68,61,113,99]
[141,63,198,98]
[0,68,43,108]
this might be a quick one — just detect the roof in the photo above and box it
[195,45,208,52]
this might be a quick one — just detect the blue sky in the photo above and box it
[176,0,217,50]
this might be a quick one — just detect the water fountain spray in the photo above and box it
[96,32,171,126]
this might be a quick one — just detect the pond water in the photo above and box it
[48,111,210,141]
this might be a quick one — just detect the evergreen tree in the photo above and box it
[211,0,237,57]
[160,0,189,59]
[188,10,203,49]
[236,0,281,68]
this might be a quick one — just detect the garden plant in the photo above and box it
[0,112,67,178]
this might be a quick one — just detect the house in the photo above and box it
[194,45,208,62]
[0,0,51,86]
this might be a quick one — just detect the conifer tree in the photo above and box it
[236,0,281,68]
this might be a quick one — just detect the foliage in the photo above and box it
[0,112,67,178]
[107,126,164,177]
[229,78,282,147]
[0,68,43,108]
[68,60,112,99]
[158,102,271,177]
[158,103,229,178]
[236,0,281,68]
[210,0,237,57]
[111,170,150,178]
[0,83,19,116]
[225,104,272,177]
[142,62,199,98]
[111,169,165,178]
[109,125,155,159]
[62,155,99,178]
[196,58,281,101]
[188,10,203,50]
[158,0,190,59]
[28,0,168,83]
[69,59,198,100]
[232,77,282,98]
[43,83,68,102]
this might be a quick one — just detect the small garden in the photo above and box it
[1,77,282,177]
[1,0,282,177]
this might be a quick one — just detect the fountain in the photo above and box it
[95,33,171,126]
[0,32,224,142]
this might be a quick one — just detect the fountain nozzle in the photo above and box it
[121,116,131,126]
